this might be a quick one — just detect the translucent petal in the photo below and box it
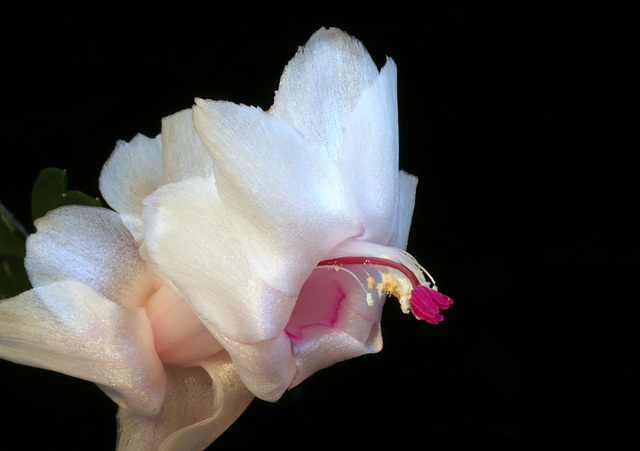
[193,99,360,294]
[160,108,215,185]
[0,280,167,417]
[286,266,385,388]
[268,27,379,160]
[340,60,400,245]
[25,206,154,308]
[99,134,163,241]
[116,351,254,451]
[394,170,418,250]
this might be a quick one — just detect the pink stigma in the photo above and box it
[316,256,453,324]
[408,285,453,324]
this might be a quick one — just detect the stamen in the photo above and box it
[317,255,452,324]
[316,264,372,298]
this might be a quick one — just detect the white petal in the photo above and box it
[394,170,418,250]
[143,177,296,342]
[0,280,167,417]
[116,352,254,451]
[268,27,379,160]
[193,99,360,294]
[99,133,163,241]
[214,331,297,402]
[340,60,400,245]
[25,206,154,308]
[160,108,215,185]
[142,177,298,400]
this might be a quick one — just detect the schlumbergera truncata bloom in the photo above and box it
[0,27,451,449]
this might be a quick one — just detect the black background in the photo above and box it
[1,3,636,449]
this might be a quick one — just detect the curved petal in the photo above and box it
[25,206,154,308]
[193,99,360,294]
[142,177,296,342]
[340,60,400,245]
[214,331,297,402]
[393,170,418,250]
[142,177,298,400]
[286,266,385,388]
[0,280,167,417]
[268,27,379,160]
[99,134,163,241]
[160,108,215,185]
[116,352,254,451]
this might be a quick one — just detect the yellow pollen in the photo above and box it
[377,273,402,299]
[367,276,375,290]
[366,292,374,306]
[376,273,413,314]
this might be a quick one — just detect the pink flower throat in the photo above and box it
[316,256,453,325]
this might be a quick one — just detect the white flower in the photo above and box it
[0,27,451,449]
[141,27,451,401]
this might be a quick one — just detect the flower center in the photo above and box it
[316,255,452,325]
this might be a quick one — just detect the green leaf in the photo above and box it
[1,168,102,299]
[0,202,31,298]
[0,202,27,257]
[0,255,31,299]
[31,167,102,222]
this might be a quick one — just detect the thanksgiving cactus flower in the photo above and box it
[0,27,451,449]
[142,27,452,401]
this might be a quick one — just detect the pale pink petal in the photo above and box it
[99,134,163,241]
[160,108,214,185]
[25,206,154,308]
[116,352,254,451]
[193,99,360,295]
[0,280,167,417]
[286,266,385,388]
[268,27,379,160]
[146,284,224,367]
